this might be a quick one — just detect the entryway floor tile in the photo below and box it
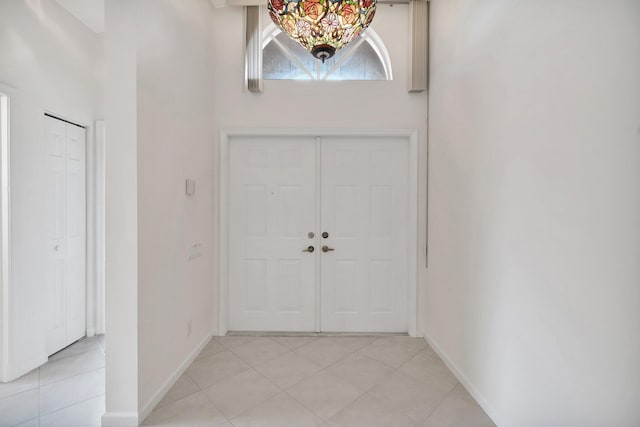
[142,335,495,426]
[3,334,494,427]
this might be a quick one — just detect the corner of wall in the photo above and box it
[138,329,216,424]
[422,332,501,427]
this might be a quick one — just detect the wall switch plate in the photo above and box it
[185,179,196,196]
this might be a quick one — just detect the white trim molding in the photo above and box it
[218,128,420,337]
[100,412,140,427]
[0,85,13,382]
[423,333,501,426]
[138,329,216,423]
[94,120,106,336]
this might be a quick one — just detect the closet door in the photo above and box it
[320,136,409,333]
[228,136,317,331]
[45,116,86,355]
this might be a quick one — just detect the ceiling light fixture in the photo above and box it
[267,0,377,63]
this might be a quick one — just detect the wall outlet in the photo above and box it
[189,243,202,260]
[187,320,192,337]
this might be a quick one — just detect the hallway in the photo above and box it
[144,335,494,427]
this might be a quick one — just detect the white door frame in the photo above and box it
[0,85,13,382]
[218,128,419,337]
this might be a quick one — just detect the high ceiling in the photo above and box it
[52,0,407,33]
[55,0,104,33]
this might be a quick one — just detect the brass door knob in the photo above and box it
[302,246,315,253]
[322,245,335,253]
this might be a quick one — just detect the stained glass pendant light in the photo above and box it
[267,0,377,62]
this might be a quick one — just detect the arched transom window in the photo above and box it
[262,23,393,81]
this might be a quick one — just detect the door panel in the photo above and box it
[227,135,410,333]
[45,117,67,354]
[65,124,86,343]
[228,136,317,331]
[320,137,409,333]
[45,116,86,355]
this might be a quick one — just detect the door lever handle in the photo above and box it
[302,246,315,253]
[322,245,335,253]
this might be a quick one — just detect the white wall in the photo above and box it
[103,0,217,423]
[104,0,139,422]
[211,4,429,332]
[426,1,640,426]
[0,0,103,381]
[136,0,216,414]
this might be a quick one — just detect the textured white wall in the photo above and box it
[426,1,640,426]
[104,0,139,422]
[0,0,102,381]
[104,1,217,422]
[136,0,216,413]
[210,4,429,333]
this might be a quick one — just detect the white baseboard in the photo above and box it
[422,332,502,427]
[138,329,216,423]
[101,412,139,427]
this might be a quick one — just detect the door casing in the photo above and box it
[218,128,419,337]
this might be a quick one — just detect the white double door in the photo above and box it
[45,116,87,355]
[229,135,410,333]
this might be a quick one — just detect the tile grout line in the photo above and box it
[395,347,435,372]
[199,366,275,426]
[38,343,105,421]
[47,338,104,363]
[279,344,376,424]
[176,343,240,425]
[148,336,467,427]
[38,393,105,423]
[422,381,464,425]
[204,348,309,426]
[39,365,105,389]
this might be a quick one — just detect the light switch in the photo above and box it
[185,179,196,196]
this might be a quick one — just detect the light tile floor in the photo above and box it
[0,335,105,427]
[0,335,496,427]
[145,335,496,427]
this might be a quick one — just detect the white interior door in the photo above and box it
[228,136,317,331]
[226,134,411,333]
[45,116,86,355]
[320,137,409,333]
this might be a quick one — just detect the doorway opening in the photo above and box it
[44,114,88,355]
[219,129,419,337]
[0,108,105,384]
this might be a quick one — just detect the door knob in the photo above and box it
[54,245,61,252]
[322,232,329,238]
[302,246,315,253]
[321,245,335,253]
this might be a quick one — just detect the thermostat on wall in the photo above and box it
[186,179,196,196]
